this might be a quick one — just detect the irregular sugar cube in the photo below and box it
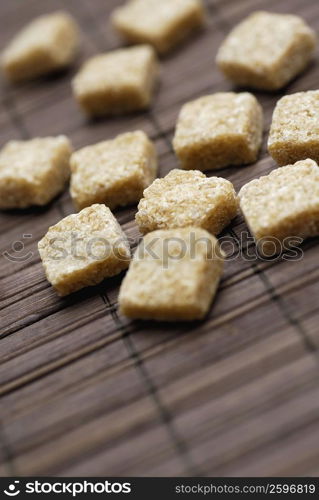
[1,11,80,82]
[216,11,316,91]
[238,159,319,257]
[135,169,238,235]
[0,136,72,210]
[268,91,319,166]
[70,131,157,210]
[119,227,224,321]
[111,0,205,55]
[173,92,263,171]
[72,45,159,117]
[38,204,131,296]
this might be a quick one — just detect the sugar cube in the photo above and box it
[0,136,72,210]
[136,169,238,235]
[1,11,80,82]
[38,204,131,296]
[70,131,157,210]
[173,92,263,171]
[111,0,205,54]
[72,45,159,117]
[268,91,319,166]
[238,159,319,256]
[119,227,224,321]
[216,11,316,91]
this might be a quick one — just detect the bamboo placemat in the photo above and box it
[1,0,319,477]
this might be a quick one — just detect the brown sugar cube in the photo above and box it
[173,92,263,171]
[238,159,319,257]
[38,204,131,296]
[268,91,319,166]
[216,11,316,91]
[111,0,205,55]
[72,45,159,117]
[1,11,80,82]
[135,169,238,235]
[70,131,157,210]
[0,136,72,210]
[119,227,224,321]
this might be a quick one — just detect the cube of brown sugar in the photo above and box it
[72,45,159,117]
[111,0,205,55]
[1,11,80,82]
[238,159,319,257]
[119,227,224,321]
[0,136,72,210]
[38,204,131,296]
[268,91,319,166]
[70,131,157,210]
[216,11,316,91]
[135,169,238,235]
[173,92,263,171]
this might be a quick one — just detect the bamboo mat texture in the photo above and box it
[1,0,319,477]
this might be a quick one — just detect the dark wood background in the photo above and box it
[1,0,319,477]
